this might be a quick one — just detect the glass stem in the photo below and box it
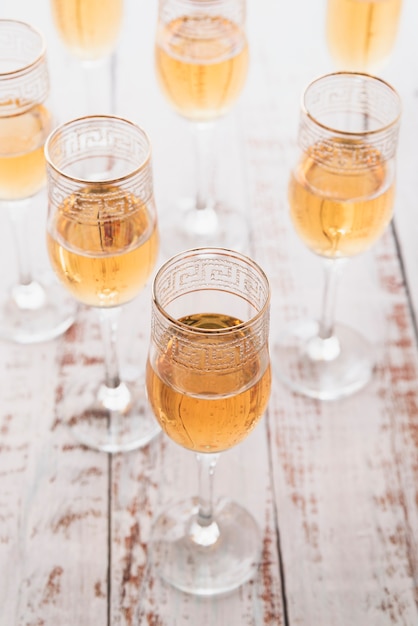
[192,121,216,212]
[99,307,122,389]
[7,200,32,286]
[97,307,132,414]
[189,452,220,547]
[196,452,219,524]
[318,258,344,340]
[6,199,48,311]
[307,258,347,362]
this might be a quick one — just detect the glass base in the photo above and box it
[63,369,161,453]
[273,320,374,401]
[149,497,261,596]
[160,201,249,258]
[0,274,76,344]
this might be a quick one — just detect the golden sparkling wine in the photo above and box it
[51,0,123,60]
[0,103,52,200]
[47,187,159,307]
[155,15,249,121]
[289,140,394,258]
[146,312,271,453]
[326,0,402,71]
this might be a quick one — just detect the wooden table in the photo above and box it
[1,0,418,623]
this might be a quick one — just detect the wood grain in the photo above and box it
[0,0,417,624]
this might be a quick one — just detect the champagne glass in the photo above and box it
[274,72,401,400]
[45,115,161,453]
[155,0,249,255]
[326,0,403,73]
[146,247,271,595]
[50,0,124,114]
[0,19,76,344]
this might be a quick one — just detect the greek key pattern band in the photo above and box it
[152,308,268,371]
[155,256,269,310]
[46,120,154,220]
[299,75,400,167]
[151,255,270,371]
[299,115,399,168]
[0,23,49,114]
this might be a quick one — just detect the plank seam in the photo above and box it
[391,219,418,349]
[265,407,290,626]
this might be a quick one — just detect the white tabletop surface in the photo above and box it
[1,0,418,624]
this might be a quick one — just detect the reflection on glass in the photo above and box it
[326,0,403,73]
[274,72,401,400]
[0,19,76,343]
[146,247,271,596]
[45,115,161,453]
[155,0,249,255]
[50,0,124,113]
[51,0,123,62]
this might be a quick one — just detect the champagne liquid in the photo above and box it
[155,15,249,121]
[326,0,402,71]
[289,140,394,258]
[0,103,52,200]
[51,0,123,60]
[47,187,159,307]
[146,312,271,453]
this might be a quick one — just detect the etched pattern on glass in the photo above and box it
[152,312,268,372]
[151,254,270,372]
[0,21,49,114]
[156,256,269,309]
[46,118,154,220]
[299,75,400,168]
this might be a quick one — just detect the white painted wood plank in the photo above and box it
[239,4,418,618]
[107,3,287,619]
[0,312,109,624]
[1,0,418,624]
[109,420,285,626]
